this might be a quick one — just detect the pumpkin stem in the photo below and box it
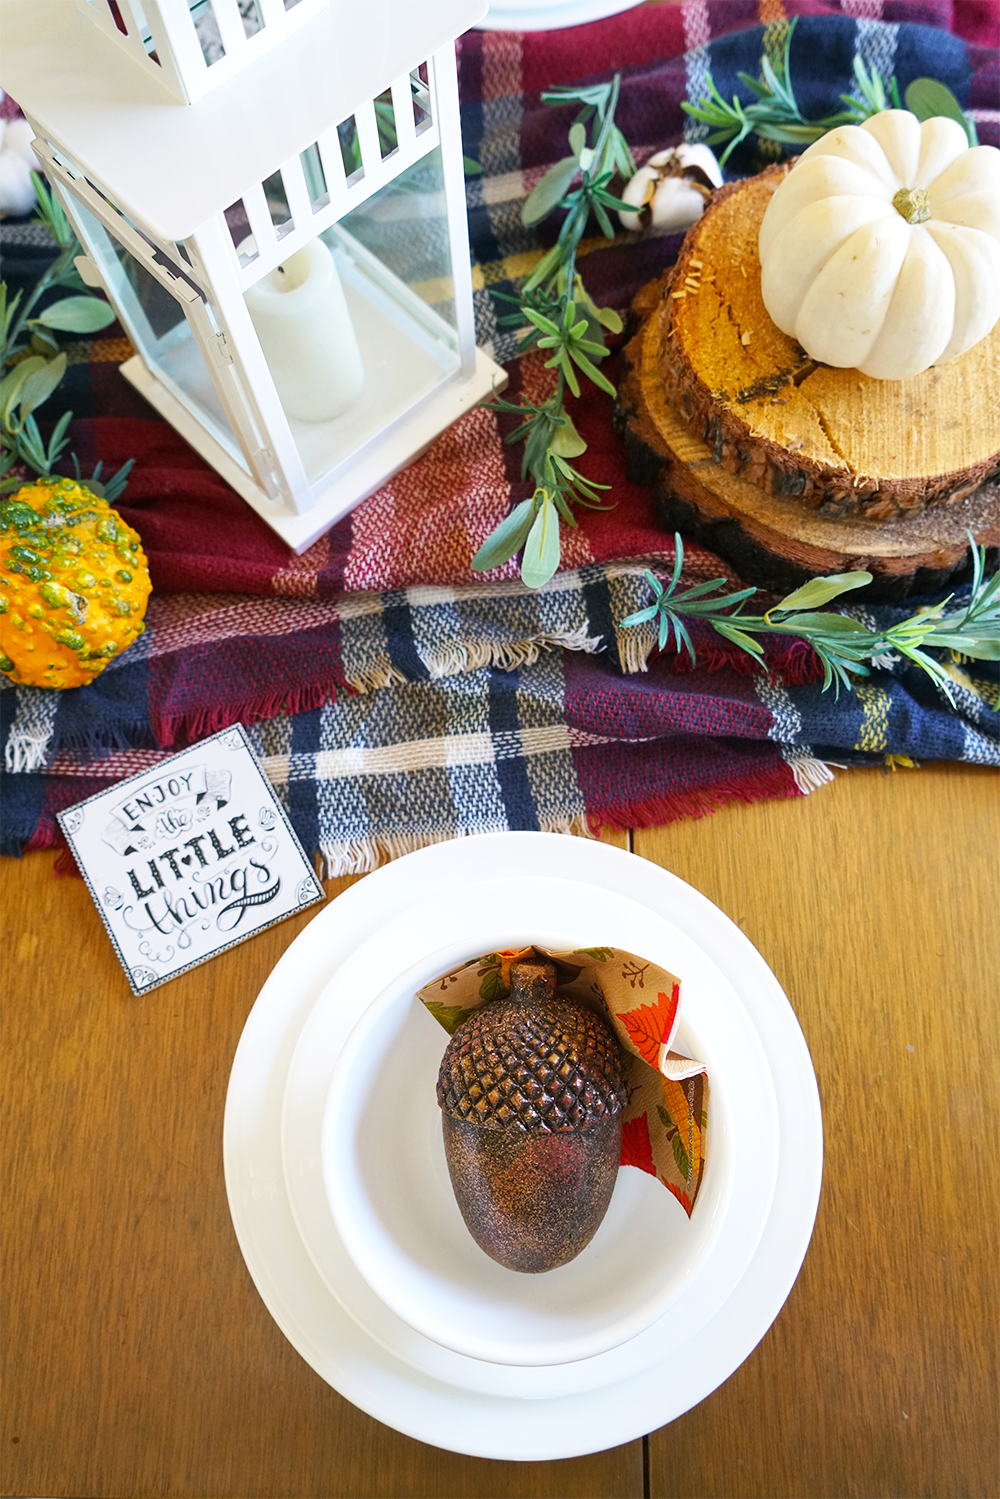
[892,187,931,224]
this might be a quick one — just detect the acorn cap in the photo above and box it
[436,960,627,1132]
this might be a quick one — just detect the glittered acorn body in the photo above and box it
[436,960,627,1273]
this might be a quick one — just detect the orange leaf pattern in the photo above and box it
[620,1114,656,1175]
[618,989,679,1067]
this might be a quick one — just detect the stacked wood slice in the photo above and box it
[616,162,1000,599]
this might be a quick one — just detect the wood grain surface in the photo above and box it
[2,762,997,1499]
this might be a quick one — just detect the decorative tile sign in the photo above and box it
[58,724,325,994]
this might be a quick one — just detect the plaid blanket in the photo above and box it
[2,1,998,872]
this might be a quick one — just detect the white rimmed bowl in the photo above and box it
[318,876,737,1368]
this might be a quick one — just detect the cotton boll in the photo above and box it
[650,177,712,232]
[647,144,723,189]
[618,143,722,232]
[0,150,37,217]
[618,166,657,230]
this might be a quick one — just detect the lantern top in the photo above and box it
[73,0,332,107]
[0,0,485,240]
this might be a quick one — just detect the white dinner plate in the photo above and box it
[224,832,823,1459]
[281,874,776,1385]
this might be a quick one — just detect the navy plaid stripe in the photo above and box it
[488,666,540,831]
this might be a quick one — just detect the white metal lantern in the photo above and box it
[2,0,506,553]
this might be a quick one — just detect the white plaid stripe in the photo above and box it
[754,673,803,744]
[517,652,587,824]
[681,0,712,145]
[961,720,1000,766]
[753,672,835,789]
[853,18,900,97]
[3,685,61,772]
[936,662,1000,741]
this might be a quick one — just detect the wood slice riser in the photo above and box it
[616,164,1000,600]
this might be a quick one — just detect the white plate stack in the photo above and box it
[223,832,823,1459]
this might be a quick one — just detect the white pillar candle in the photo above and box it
[242,238,365,424]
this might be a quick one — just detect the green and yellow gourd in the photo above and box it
[0,478,151,689]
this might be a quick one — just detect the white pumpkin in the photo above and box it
[758,110,1000,380]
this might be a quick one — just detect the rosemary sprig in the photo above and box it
[621,536,999,700]
[681,16,976,164]
[472,77,629,588]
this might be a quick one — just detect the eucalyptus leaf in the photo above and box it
[904,78,976,144]
[928,633,1000,660]
[774,611,870,634]
[592,304,623,333]
[1,287,22,347]
[549,410,587,458]
[0,357,46,423]
[521,495,561,588]
[522,157,580,227]
[31,296,117,334]
[17,353,68,419]
[30,329,61,357]
[471,497,538,571]
[568,122,587,157]
[773,571,873,612]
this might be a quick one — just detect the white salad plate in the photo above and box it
[224,832,823,1460]
[282,874,774,1381]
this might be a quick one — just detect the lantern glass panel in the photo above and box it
[70,195,248,472]
[335,144,459,348]
[250,145,461,488]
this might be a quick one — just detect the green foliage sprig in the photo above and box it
[1,173,133,503]
[473,47,997,701]
[681,16,978,165]
[622,535,1000,702]
[472,77,632,587]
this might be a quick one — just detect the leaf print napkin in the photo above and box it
[419,945,708,1215]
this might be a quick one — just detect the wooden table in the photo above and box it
[2,761,997,1498]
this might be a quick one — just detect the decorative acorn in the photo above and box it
[436,960,627,1273]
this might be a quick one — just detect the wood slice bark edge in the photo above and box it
[616,322,1000,601]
